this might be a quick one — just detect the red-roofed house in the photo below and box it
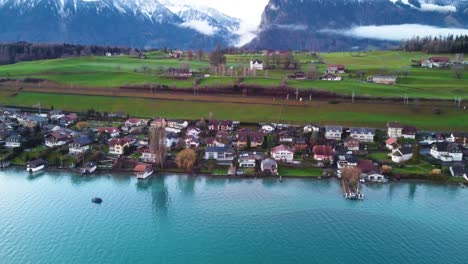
[313,145,334,162]
[422,57,451,68]
[327,64,345,74]
[271,145,294,162]
[98,127,120,138]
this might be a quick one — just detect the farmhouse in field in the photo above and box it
[368,75,397,85]
[167,67,192,78]
[327,64,345,74]
[250,59,264,70]
[421,57,450,68]
[290,71,307,80]
[321,73,342,81]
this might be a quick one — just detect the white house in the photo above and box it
[271,145,294,162]
[421,57,450,68]
[321,73,342,81]
[5,135,22,148]
[430,142,463,162]
[262,124,276,133]
[304,124,320,133]
[390,147,413,163]
[325,126,343,141]
[68,137,93,155]
[250,59,264,70]
[349,127,375,143]
[108,138,131,155]
[261,158,278,175]
[387,122,404,138]
[385,138,398,150]
[238,154,256,168]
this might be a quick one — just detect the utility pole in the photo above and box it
[352,90,355,103]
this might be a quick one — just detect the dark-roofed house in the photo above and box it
[349,127,375,143]
[387,122,404,138]
[250,59,264,70]
[390,147,413,163]
[208,120,234,131]
[337,154,358,169]
[402,126,418,139]
[448,132,468,147]
[325,126,343,141]
[204,146,234,162]
[430,142,463,162]
[5,135,22,148]
[69,137,93,155]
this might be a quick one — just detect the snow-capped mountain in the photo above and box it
[246,0,468,50]
[0,0,242,48]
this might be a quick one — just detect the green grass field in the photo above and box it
[0,51,466,99]
[278,167,323,177]
[2,91,466,130]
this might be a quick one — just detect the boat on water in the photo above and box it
[26,159,47,173]
[135,164,154,180]
[460,182,465,188]
[345,192,365,200]
[81,162,97,175]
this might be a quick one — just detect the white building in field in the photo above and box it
[250,59,264,70]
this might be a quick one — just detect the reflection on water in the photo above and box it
[150,176,169,216]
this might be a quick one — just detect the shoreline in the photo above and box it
[4,164,465,185]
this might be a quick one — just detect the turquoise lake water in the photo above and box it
[0,169,467,264]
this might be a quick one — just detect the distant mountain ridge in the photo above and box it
[0,0,241,49]
[246,0,468,50]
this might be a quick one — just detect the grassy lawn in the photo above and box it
[0,51,467,99]
[278,166,323,177]
[368,151,390,161]
[1,92,468,131]
[393,162,438,176]
[212,166,229,176]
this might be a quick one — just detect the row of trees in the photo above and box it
[0,42,137,65]
[400,35,468,53]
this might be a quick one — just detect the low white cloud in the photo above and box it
[275,24,308,30]
[233,21,259,47]
[420,3,457,13]
[179,20,218,35]
[322,24,468,41]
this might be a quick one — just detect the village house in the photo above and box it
[166,119,189,133]
[279,130,295,144]
[325,126,343,141]
[206,137,225,147]
[321,73,342,81]
[356,160,383,181]
[5,135,22,148]
[166,132,179,149]
[447,132,468,147]
[327,64,345,74]
[385,137,398,150]
[18,114,48,128]
[344,138,360,151]
[349,127,375,143]
[271,145,295,162]
[125,118,148,128]
[390,147,413,163]
[337,154,358,170]
[186,127,201,137]
[68,137,93,155]
[98,127,120,138]
[290,71,307,80]
[49,110,64,121]
[170,49,184,58]
[236,130,265,149]
[60,113,78,126]
[387,122,404,138]
[204,146,235,162]
[303,124,320,133]
[261,124,276,133]
[313,145,334,163]
[250,59,264,70]
[368,75,398,85]
[45,130,73,148]
[421,57,451,68]
[185,135,200,148]
[151,118,167,128]
[238,152,266,168]
[261,158,278,175]
[108,138,131,155]
[208,120,234,131]
[167,67,192,78]
[402,126,417,139]
[140,148,156,163]
[430,142,463,162]
[294,137,308,153]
